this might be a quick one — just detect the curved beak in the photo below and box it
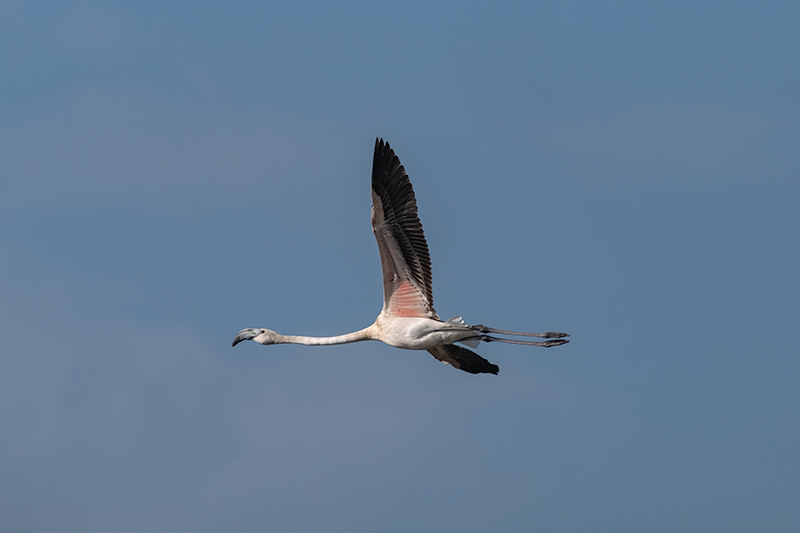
[232,328,259,347]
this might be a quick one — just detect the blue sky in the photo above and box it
[2,2,799,531]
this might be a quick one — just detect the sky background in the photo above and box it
[2,1,799,532]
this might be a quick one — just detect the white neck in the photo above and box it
[276,325,376,346]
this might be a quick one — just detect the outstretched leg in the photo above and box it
[479,335,569,347]
[471,325,569,339]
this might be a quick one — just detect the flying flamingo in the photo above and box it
[233,138,568,374]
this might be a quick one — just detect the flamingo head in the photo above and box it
[232,328,280,346]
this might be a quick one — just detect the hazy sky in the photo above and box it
[2,2,799,532]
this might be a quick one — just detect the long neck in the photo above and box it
[277,325,376,346]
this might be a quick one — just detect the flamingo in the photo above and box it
[232,138,568,374]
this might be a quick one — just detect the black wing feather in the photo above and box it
[427,344,500,375]
[371,138,434,311]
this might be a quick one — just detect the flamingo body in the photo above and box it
[233,138,568,374]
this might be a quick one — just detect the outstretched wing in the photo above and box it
[371,138,437,319]
[428,344,499,375]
